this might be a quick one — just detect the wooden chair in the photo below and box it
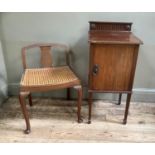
[19,43,83,134]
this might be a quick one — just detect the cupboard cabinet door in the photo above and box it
[89,44,138,91]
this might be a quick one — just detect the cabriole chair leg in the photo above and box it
[19,92,31,134]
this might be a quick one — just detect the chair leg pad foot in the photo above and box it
[24,129,31,134]
[78,118,83,123]
[123,120,127,125]
[116,103,121,105]
[88,120,91,124]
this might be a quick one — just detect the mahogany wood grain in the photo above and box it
[40,46,52,67]
[90,44,138,91]
[89,31,143,44]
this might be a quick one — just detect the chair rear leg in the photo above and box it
[28,93,33,106]
[67,88,71,100]
[19,92,31,134]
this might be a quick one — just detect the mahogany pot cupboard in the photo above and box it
[88,21,143,124]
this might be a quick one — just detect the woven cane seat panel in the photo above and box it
[21,66,80,87]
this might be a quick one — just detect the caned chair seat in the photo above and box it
[21,66,80,90]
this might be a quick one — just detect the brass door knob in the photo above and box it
[92,64,99,76]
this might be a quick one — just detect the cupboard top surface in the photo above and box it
[89,21,143,45]
[89,31,143,45]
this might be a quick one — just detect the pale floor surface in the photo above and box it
[0,97,155,142]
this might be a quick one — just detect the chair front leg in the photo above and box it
[19,92,31,134]
[74,85,83,123]
[77,86,83,123]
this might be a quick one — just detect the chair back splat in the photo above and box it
[40,46,52,68]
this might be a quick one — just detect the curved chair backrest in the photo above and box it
[22,43,70,70]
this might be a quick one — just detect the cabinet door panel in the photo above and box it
[90,44,136,91]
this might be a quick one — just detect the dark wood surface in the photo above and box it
[88,21,143,124]
[89,21,132,31]
[89,31,143,44]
